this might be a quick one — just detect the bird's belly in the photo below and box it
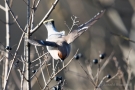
[48,50,60,60]
[46,43,71,60]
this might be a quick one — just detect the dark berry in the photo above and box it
[93,59,98,64]
[99,53,106,59]
[14,61,19,67]
[78,53,82,58]
[54,76,62,81]
[32,70,36,73]
[106,74,111,79]
[14,62,18,67]
[5,46,12,50]
[9,47,12,50]
[16,60,19,63]
[74,55,79,60]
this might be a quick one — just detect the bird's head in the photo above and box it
[43,19,55,27]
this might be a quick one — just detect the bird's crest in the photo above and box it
[43,19,54,24]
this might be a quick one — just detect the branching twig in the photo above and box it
[68,15,80,34]
[42,49,79,90]
[94,51,114,80]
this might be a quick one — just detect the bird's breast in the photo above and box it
[47,42,70,60]
[58,42,70,60]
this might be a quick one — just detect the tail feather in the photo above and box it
[66,10,105,44]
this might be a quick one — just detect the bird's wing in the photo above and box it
[65,10,105,44]
[26,39,59,47]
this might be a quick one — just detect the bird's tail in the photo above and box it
[65,10,105,44]
[78,10,105,31]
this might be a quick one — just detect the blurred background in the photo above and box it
[0,0,135,90]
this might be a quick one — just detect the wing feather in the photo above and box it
[26,39,58,47]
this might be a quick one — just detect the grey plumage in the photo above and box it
[27,10,105,60]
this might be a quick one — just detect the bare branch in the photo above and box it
[3,0,10,89]
[0,5,6,11]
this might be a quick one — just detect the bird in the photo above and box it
[27,10,105,61]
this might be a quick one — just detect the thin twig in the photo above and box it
[95,59,101,86]
[0,5,6,11]
[35,75,42,90]
[97,76,107,88]
[54,60,59,71]
[86,63,94,81]
[30,0,59,34]
[0,56,5,62]
[22,0,33,9]
[9,0,14,7]
[21,56,25,90]
[35,46,47,86]
[52,59,55,75]
[106,72,119,83]
[32,52,49,63]
[5,1,25,33]
[35,0,41,9]
[110,32,135,43]
[125,49,132,90]
[77,61,96,87]
[68,15,80,34]
[64,21,70,30]
[31,56,50,79]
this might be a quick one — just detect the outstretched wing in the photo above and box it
[26,39,59,47]
[65,10,105,44]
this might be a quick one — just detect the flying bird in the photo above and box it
[27,10,105,61]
